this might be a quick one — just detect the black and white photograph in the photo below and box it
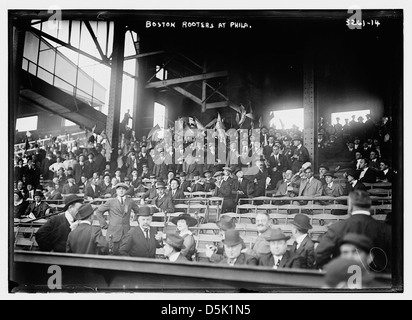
[5,1,408,298]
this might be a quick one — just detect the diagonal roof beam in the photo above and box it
[145,71,228,89]
[84,21,107,62]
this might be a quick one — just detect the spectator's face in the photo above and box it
[34,195,41,203]
[180,176,186,182]
[194,175,200,181]
[81,177,87,183]
[17,181,23,189]
[79,156,85,163]
[273,146,280,154]
[293,140,299,146]
[268,137,274,144]
[284,140,290,147]
[305,169,313,179]
[236,171,244,179]
[370,152,377,160]
[285,170,293,180]
[170,180,178,190]
[319,167,327,175]
[355,152,362,160]
[256,213,270,233]
[141,147,146,153]
[340,244,369,265]
[137,215,152,229]
[116,187,126,197]
[168,172,174,180]
[224,243,242,259]
[380,163,388,171]
[270,240,288,256]
[360,159,367,169]
[157,188,165,196]
[177,219,189,232]
[325,176,333,184]
[27,184,33,191]
[14,194,20,202]
[115,171,121,176]
[111,178,117,185]
[68,178,75,185]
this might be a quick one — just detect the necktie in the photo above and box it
[145,229,150,243]
[276,258,281,268]
[293,241,298,252]
[120,197,124,205]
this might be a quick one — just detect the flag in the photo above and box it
[148,124,161,140]
[238,104,247,128]
[175,118,185,137]
[215,113,226,144]
[246,103,255,120]
[235,112,240,124]
[194,117,205,130]
[258,116,263,128]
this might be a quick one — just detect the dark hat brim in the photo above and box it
[171,214,198,227]
[63,196,84,211]
[290,220,313,230]
[222,239,243,246]
[216,220,235,231]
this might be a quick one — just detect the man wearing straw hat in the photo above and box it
[66,203,107,254]
[119,206,163,258]
[95,182,140,255]
[289,214,315,269]
[218,230,258,266]
[35,194,83,252]
[163,233,189,262]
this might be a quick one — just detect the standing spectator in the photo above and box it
[63,152,78,171]
[252,160,269,197]
[48,156,65,176]
[119,206,163,258]
[14,158,24,182]
[315,190,391,272]
[35,195,84,252]
[215,167,235,212]
[95,182,140,255]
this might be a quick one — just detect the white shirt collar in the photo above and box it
[79,220,91,225]
[140,225,150,235]
[295,234,307,248]
[351,210,371,216]
[327,182,333,188]
[351,180,358,186]
[383,169,389,174]
[169,251,181,262]
[65,211,75,224]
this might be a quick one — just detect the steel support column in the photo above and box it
[303,53,317,170]
[106,23,125,169]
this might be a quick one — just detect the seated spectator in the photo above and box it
[162,233,189,262]
[259,228,301,269]
[322,171,344,197]
[23,190,51,219]
[168,178,185,201]
[243,211,272,259]
[219,230,258,266]
[294,166,322,205]
[123,177,136,197]
[188,171,204,193]
[275,169,300,197]
[84,178,101,200]
[315,164,329,185]
[14,190,29,219]
[170,213,197,261]
[203,169,216,192]
[99,173,113,197]
[232,167,254,202]
[49,156,65,176]
[377,159,392,183]
[44,182,63,200]
[357,158,377,183]
[25,183,35,200]
[141,175,158,203]
[178,172,191,193]
[151,182,174,213]
[344,170,366,194]
[62,176,80,195]
[289,214,315,269]
[369,150,380,170]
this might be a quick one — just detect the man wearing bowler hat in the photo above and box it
[36,194,84,252]
[290,214,315,269]
[119,206,163,258]
[162,233,189,262]
[23,190,51,219]
[66,203,107,254]
[95,182,140,255]
[219,230,258,266]
[259,228,302,269]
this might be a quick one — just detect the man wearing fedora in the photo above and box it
[35,194,84,252]
[163,233,189,262]
[119,206,163,258]
[289,214,316,269]
[344,169,367,194]
[23,190,51,219]
[315,190,392,272]
[219,230,258,266]
[152,182,174,213]
[95,182,140,255]
[259,228,302,269]
[66,203,107,254]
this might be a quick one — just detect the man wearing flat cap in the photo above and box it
[322,171,344,198]
[36,194,84,252]
[290,214,315,269]
[315,190,392,272]
[95,182,140,255]
[163,233,189,262]
[259,228,302,269]
[218,230,258,266]
[66,203,107,254]
[119,206,163,258]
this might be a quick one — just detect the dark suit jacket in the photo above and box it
[315,213,392,271]
[84,185,101,199]
[377,169,393,182]
[119,226,162,258]
[46,190,63,200]
[190,181,205,192]
[289,235,315,269]
[168,189,186,201]
[35,213,71,252]
[275,180,299,197]
[62,183,80,195]
[152,194,174,213]
[95,197,140,242]
[66,223,106,254]
[203,178,216,192]
[357,167,377,183]
[24,202,50,218]
[253,169,269,197]
[180,180,192,193]
[259,251,302,269]
[142,186,157,200]
[219,253,258,266]
[232,178,254,201]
